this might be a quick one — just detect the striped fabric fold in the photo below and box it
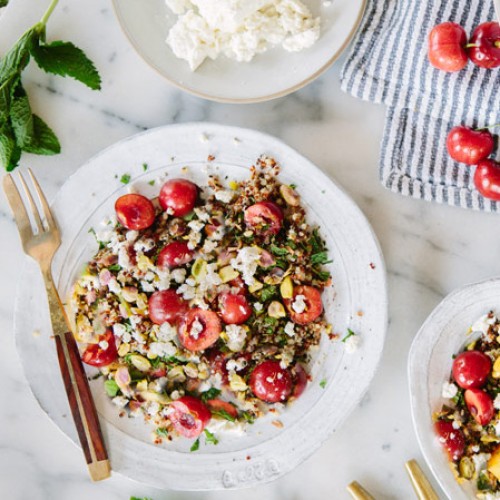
[341,0,500,211]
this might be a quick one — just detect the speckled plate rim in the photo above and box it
[110,0,367,104]
[14,122,387,490]
[408,277,500,500]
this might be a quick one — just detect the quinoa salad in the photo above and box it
[70,156,335,447]
[435,312,500,498]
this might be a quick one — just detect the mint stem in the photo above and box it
[476,123,500,131]
[40,0,59,26]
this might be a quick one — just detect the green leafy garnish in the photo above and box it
[451,389,465,408]
[319,379,327,389]
[260,285,277,302]
[0,0,101,171]
[108,264,121,272]
[183,211,195,221]
[311,251,333,266]
[130,497,153,500]
[190,438,200,452]
[0,0,9,7]
[211,409,236,422]
[155,428,168,438]
[270,245,288,256]
[310,228,324,253]
[200,387,221,402]
[242,411,255,424]
[142,163,148,171]
[313,269,331,281]
[204,429,219,445]
[104,379,119,397]
[342,328,356,343]
[148,180,155,186]
[120,173,131,184]
[88,227,105,250]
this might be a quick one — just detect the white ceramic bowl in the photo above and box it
[409,278,500,499]
[14,123,387,489]
[111,0,366,103]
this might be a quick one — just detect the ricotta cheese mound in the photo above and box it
[165,0,321,70]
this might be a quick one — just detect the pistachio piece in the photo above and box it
[128,354,151,372]
[280,276,294,299]
[268,301,286,318]
[280,185,300,206]
[219,265,239,283]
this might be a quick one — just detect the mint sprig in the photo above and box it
[0,0,101,171]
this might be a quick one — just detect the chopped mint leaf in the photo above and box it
[155,428,168,438]
[289,183,297,189]
[211,409,236,422]
[342,328,356,343]
[183,211,195,221]
[120,173,131,184]
[311,251,332,266]
[319,379,327,389]
[242,411,255,424]
[142,163,148,171]
[313,269,331,281]
[270,245,288,256]
[200,387,221,403]
[88,227,105,250]
[260,285,277,302]
[204,429,219,445]
[104,379,119,397]
[108,264,121,272]
[148,180,155,186]
[190,438,200,452]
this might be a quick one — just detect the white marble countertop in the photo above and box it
[1,1,499,499]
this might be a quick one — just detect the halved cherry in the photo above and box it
[465,389,495,426]
[284,285,323,325]
[452,350,491,389]
[178,309,221,351]
[218,292,252,325]
[435,420,465,461]
[159,179,198,216]
[249,360,293,403]
[205,349,229,384]
[292,363,308,398]
[82,330,118,367]
[244,201,283,236]
[168,396,211,438]
[115,194,156,230]
[229,276,247,295]
[148,289,188,325]
[157,241,194,268]
[207,399,239,419]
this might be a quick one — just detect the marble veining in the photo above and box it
[2,0,500,499]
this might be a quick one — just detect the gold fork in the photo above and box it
[3,169,110,481]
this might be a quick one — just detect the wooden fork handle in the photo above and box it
[55,331,111,480]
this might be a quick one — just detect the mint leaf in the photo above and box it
[0,1,10,8]
[22,115,60,155]
[204,429,219,445]
[155,428,168,438]
[211,409,236,422]
[31,40,101,90]
[319,379,327,389]
[200,388,221,403]
[311,251,332,266]
[270,245,288,256]
[120,173,131,184]
[104,379,119,397]
[342,328,356,343]
[0,27,39,85]
[10,83,34,147]
[0,121,17,170]
[190,438,200,452]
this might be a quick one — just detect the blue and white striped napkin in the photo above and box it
[341,0,500,211]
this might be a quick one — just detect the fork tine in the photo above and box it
[28,168,57,231]
[17,171,44,233]
[2,174,34,242]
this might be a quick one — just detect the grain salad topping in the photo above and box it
[71,156,333,447]
[435,312,500,498]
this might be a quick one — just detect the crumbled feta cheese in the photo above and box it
[494,394,500,410]
[146,401,160,416]
[140,281,155,293]
[177,282,196,300]
[291,294,306,314]
[494,420,500,437]
[284,321,295,337]
[344,334,360,354]
[226,357,247,372]
[108,278,121,294]
[442,382,458,399]
[118,245,133,271]
[215,189,234,203]
[190,318,204,339]
[230,246,261,285]
[171,268,187,284]
[202,239,218,254]
[472,453,491,474]
[112,396,129,408]
[187,230,202,250]
[471,314,497,335]
[134,238,155,253]
[165,0,320,71]
[452,420,461,430]
[210,225,225,241]
[126,230,139,243]
[149,341,177,358]
[225,324,247,351]
[98,340,109,350]
[254,302,263,312]
[188,220,205,233]
[194,207,210,221]
[158,322,178,342]
[471,445,481,453]
[205,418,246,436]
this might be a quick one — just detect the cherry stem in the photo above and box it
[476,123,500,131]
[465,43,479,48]
[496,41,500,48]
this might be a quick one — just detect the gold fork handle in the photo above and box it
[43,272,110,481]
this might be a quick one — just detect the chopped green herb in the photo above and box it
[342,328,356,343]
[211,409,236,422]
[310,228,325,253]
[289,183,297,189]
[451,389,465,407]
[311,251,333,266]
[155,428,168,438]
[313,269,331,281]
[190,438,200,452]
[142,163,148,171]
[260,285,277,302]
[264,316,278,327]
[204,429,219,445]
[270,245,288,256]
[183,212,195,221]
[88,227,105,250]
[242,411,255,424]
[108,264,121,272]
[319,379,327,389]
[120,173,131,184]
[200,387,222,403]
[130,497,153,500]
[148,180,155,186]
[104,379,119,397]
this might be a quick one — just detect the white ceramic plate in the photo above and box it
[111,0,366,103]
[409,278,500,500]
[14,123,386,490]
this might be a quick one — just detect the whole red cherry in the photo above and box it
[428,22,468,72]
[474,160,500,201]
[446,126,495,165]
[468,22,500,69]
